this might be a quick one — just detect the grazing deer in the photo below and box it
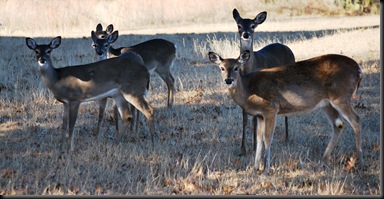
[209,51,362,174]
[26,36,155,155]
[92,23,142,137]
[91,24,177,108]
[232,8,296,156]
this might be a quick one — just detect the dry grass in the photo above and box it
[0,0,381,196]
[0,0,378,37]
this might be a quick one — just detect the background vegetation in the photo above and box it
[0,0,380,37]
[0,0,381,195]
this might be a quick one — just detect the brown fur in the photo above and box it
[91,25,176,108]
[232,8,295,155]
[209,51,362,174]
[26,36,155,156]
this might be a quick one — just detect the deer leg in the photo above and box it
[155,67,175,109]
[239,109,248,156]
[113,94,133,142]
[62,103,69,131]
[252,116,257,152]
[284,116,289,142]
[321,104,344,162]
[262,112,277,174]
[123,93,155,147]
[134,106,140,133]
[330,99,362,165]
[67,102,80,154]
[128,104,142,139]
[95,98,107,137]
[129,103,137,131]
[61,103,69,152]
[254,115,264,171]
[112,101,119,134]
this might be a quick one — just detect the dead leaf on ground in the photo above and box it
[345,156,357,172]
[2,168,16,178]
[261,180,272,189]
[222,185,233,195]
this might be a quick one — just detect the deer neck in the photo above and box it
[39,59,58,91]
[239,39,256,75]
[228,73,268,116]
[107,45,121,59]
[228,73,250,107]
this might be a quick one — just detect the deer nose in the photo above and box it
[242,32,250,40]
[38,57,46,65]
[225,78,233,85]
[95,50,103,56]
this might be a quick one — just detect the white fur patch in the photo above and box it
[82,89,119,102]
[100,55,107,60]
[335,118,343,128]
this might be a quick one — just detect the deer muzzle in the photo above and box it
[241,32,251,40]
[225,78,234,85]
[38,57,46,65]
[95,49,104,56]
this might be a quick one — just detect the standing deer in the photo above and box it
[92,23,142,137]
[209,50,362,174]
[232,8,296,156]
[91,24,177,108]
[26,36,155,155]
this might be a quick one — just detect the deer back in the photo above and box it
[243,43,295,74]
[242,54,362,115]
[51,56,149,101]
[115,39,176,66]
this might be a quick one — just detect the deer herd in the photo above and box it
[26,9,363,174]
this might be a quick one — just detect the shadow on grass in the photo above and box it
[0,24,380,195]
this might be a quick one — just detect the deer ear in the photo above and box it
[232,8,242,22]
[91,30,98,41]
[107,31,118,43]
[208,52,222,65]
[238,50,250,64]
[254,11,267,25]
[50,36,61,49]
[96,23,103,31]
[106,24,114,34]
[26,37,37,50]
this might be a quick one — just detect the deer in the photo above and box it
[26,36,155,155]
[209,50,362,174]
[91,23,177,109]
[91,23,143,137]
[232,8,296,156]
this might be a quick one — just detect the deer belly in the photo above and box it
[82,89,120,102]
[278,99,329,116]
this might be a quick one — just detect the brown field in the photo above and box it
[0,0,381,196]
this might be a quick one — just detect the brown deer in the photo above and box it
[91,24,176,109]
[232,9,296,156]
[209,50,362,174]
[26,36,155,155]
[92,23,142,137]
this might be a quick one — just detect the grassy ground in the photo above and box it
[0,0,381,196]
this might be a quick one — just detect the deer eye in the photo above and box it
[237,25,242,30]
[234,67,239,71]
[100,35,105,39]
[103,43,108,48]
[251,24,256,29]
[46,49,51,54]
[92,43,97,48]
[34,50,39,55]
[220,67,225,72]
